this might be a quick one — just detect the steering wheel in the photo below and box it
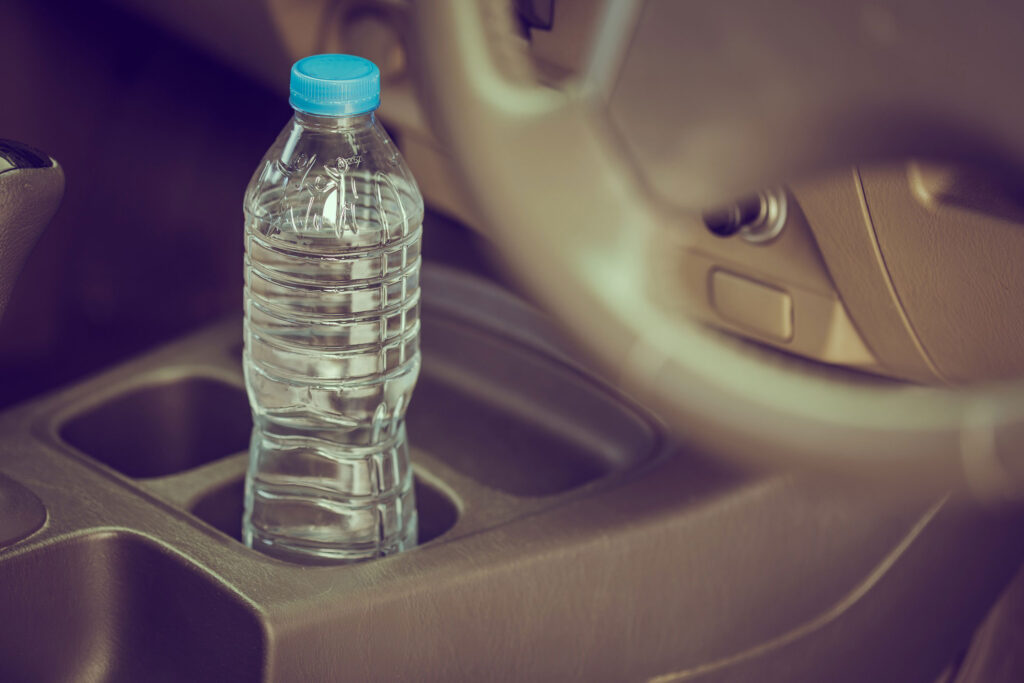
[412,0,1024,499]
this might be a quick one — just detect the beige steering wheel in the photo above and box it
[412,1,1024,499]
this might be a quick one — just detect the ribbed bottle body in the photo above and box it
[242,112,423,563]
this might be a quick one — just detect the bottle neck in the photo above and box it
[293,110,375,131]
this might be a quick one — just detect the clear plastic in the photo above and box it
[242,110,423,563]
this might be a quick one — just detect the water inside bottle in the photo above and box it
[243,156,424,563]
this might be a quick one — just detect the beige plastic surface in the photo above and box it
[709,270,793,342]
[791,170,943,384]
[793,162,1024,385]
[860,162,1024,383]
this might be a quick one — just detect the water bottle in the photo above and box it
[242,54,423,564]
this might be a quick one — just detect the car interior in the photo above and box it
[2,0,1024,681]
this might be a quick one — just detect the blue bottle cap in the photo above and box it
[289,54,381,116]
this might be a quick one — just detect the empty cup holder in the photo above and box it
[59,377,252,478]
[190,476,459,547]
[410,316,660,497]
[0,531,263,682]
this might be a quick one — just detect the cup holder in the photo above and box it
[59,377,251,478]
[190,476,458,548]
[410,317,660,497]
[0,531,263,682]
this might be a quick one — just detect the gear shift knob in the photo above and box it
[0,139,64,322]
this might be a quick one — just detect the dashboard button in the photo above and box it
[710,269,793,341]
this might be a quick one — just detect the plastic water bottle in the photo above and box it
[242,55,423,564]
